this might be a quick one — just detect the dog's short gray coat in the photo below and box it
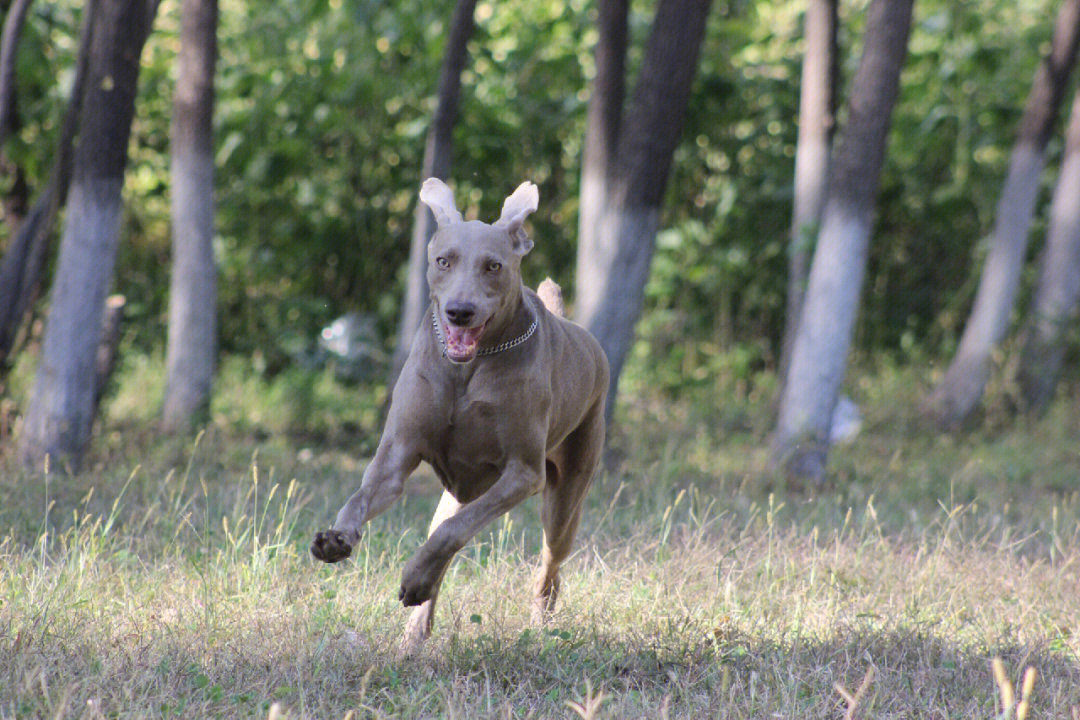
[311,178,608,651]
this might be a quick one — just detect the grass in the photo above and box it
[2,357,1080,718]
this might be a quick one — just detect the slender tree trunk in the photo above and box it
[779,0,838,382]
[924,0,1080,426]
[576,0,627,257]
[772,0,913,483]
[388,0,478,390]
[0,0,33,247]
[0,0,95,370]
[0,0,34,146]
[574,0,713,420]
[163,0,218,430]
[18,0,156,471]
[1015,91,1080,412]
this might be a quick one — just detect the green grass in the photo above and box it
[2,358,1079,718]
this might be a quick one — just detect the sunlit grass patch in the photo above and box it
[2,360,1080,717]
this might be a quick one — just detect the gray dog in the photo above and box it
[311,178,609,651]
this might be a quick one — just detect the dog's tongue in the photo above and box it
[445,324,484,361]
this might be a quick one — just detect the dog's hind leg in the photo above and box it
[531,401,605,624]
[401,490,462,653]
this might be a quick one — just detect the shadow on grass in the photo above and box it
[7,615,1073,719]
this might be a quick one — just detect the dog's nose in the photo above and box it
[445,303,476,327]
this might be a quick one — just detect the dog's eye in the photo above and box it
[486,261,501,273]
[436,257,450,270]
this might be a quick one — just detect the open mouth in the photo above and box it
[443,320,487,363]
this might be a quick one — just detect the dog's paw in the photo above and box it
[398,580,431,607]
[398,554,443,606]
[310,529,353,563]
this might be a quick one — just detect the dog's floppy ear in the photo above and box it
[419,178,463,227]
[496,181,538,255]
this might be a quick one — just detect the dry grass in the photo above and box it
[2,365,1080,718]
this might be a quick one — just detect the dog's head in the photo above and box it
[419,178,538,363]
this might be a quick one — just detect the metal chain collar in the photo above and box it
[432,309,538,358]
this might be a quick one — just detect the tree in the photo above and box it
[924,0,1080,426]
[771,0,914,482]
[779,0,838,383]
[388,0,478,390]
[18,0,157,470]
[0,0,33,148]
[576,0,627,263]
[574,0,713,418]
[162,0,218,430]
[1015,91,1080,412]
[0,0,93,372]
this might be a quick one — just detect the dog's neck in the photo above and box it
[480,282,531,351]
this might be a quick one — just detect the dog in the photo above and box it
[311,178,609,651]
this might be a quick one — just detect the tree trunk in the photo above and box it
[1015,91,1080,412]
[163,0,218,430]
[388,0,478,391]
[574,0,713,420]
[0,0,34,146]
[924,0,1080,426]
[576,0,627,257]
[0,0,95,370]
[18,0,156,471]
[779,0,838,382]
[771,0,913,483]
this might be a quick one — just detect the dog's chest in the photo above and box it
[426,396,506,503]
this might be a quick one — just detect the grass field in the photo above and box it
[2,359,1079,718]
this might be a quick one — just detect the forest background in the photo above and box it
[4,0,1072,431]
[3,0,1080,716]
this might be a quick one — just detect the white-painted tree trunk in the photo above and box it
[163,148,216,428]
[0,0,94,367]
[1017,94,1080,411]
[19,181,123,468]
[576,0,627,262]
[18,0,155,470]
[771,0,913,482]
[780,0,837,381]
[773,201,870,479]
[925,0,1080,425]
[573,0,712,419]
[925,143,1045,422]
[163,0,217,430]
[575,205,659,390]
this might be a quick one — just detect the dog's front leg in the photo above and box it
[311,438,420,563]
[398,457,544,606]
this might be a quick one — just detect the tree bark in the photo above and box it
[1015,91,1080,412]
[162,0,218,430]
[771,0,913,483]
[924,0,1080,426]
[574,0,713,420]
[388,0,478,391]
[18,0,156,471]
[779,0,838,383]
[0,0,95,370]
[576,0,627,258]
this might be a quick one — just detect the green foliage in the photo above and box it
[868,0,1059,355]
[1,0,1073,393]
[632,0,1061,395]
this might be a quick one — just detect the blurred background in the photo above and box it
[0,0,1076,472]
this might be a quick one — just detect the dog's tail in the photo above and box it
[537,278,565,318]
